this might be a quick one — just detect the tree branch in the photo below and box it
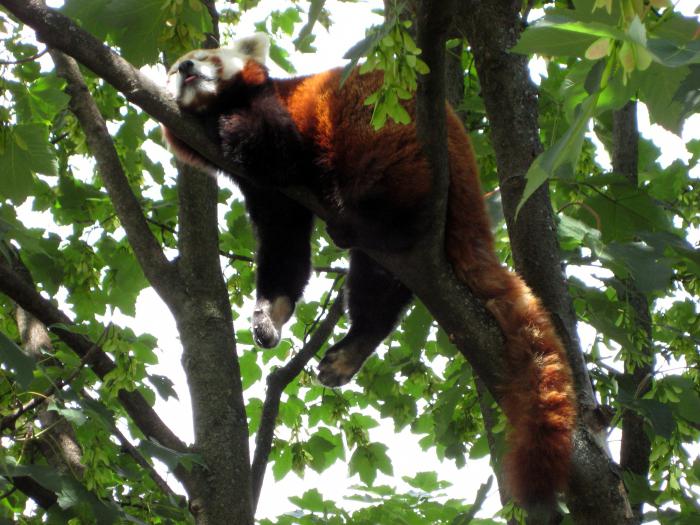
[175,163,255,524]
[251,291,345,510]
[613,100,654,525]
[458,2,631,523]
[414,0,457,254]
[0,0,509,396]
[0,0,330,218]
[6,476,58,511]
[0,325,103,432]
[49,50,187,312]
[0,46,47,64]
[0,264,193,489]
[459,1,593,407]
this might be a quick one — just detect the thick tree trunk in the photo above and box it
[175,164,254,525]
[458,1,632,523]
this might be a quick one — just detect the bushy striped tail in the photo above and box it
[445,112,576,507]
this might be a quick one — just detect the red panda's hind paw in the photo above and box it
[317,343,367,387]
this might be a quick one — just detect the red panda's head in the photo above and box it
[166,33,271,114]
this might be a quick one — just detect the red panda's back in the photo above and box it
[278,69,439,208]
[277,66,492,252]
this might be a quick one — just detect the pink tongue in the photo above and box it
[185,75,197,83]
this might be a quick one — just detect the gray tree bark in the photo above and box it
[613,101,654,525]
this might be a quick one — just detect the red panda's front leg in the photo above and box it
[237,180,314,348]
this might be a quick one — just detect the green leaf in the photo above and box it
[512,26,598,57]
[272,444,293,481]
[341,26,389,85]
[368,442,392,476]
[239,349,262,390]
[349,445,376,485]
[0,124,56,203]
[402,471,449,492]
[294,0,324,52]
[62,0,168,66]
[0,330,35,389]
[307,428,342,473]
[137,440,203,473]
[600,241,674,292]
[288,488,327,513]
[271,7,301,36]
[468,433,490,459]
[268,42,296,74]
[647,38,700,68]
[622,471,659,505]
[349,442,393,486]
[102,244,148,316]
[517,94,597,215]
[634,63,690,134]
[512,10,626,58]
[635,399,675,439]
[148,373,178,401]
[677,384,700,424]
[582,177,672,243]
[47,402,88,426]
[401,302,432,353]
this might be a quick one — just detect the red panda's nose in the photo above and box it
[178,60,194,76]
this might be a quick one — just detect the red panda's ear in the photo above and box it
[233,33,270,65]
[241,60,269,86]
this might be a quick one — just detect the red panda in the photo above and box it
[163,33,576,509]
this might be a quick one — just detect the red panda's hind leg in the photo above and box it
[317,250,412,386]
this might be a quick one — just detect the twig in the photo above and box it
[303,274,343,344]
[0,47,48,65]
[414,0,458,256]
[0,325,110,432]
[251,290,345,510]
[459,475,493,523]
[49,49,186,309]
[0,262,192,488]
[557,200,602,232]
[50,131,69,144]
[112,425,180,501]
[0,486,17,501]
[82,387,181,502]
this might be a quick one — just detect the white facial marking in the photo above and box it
[166,34,271,111]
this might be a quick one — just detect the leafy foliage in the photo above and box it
[0,0,698,524]
[513,0,700,208]
[343,4,429,129]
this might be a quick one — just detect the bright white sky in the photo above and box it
[7,0,700,521]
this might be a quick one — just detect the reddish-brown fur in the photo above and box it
[165,53,576,506]
[271,67,577,506]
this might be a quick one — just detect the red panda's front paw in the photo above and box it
[252,311,280,348]
[251,296,293,349]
